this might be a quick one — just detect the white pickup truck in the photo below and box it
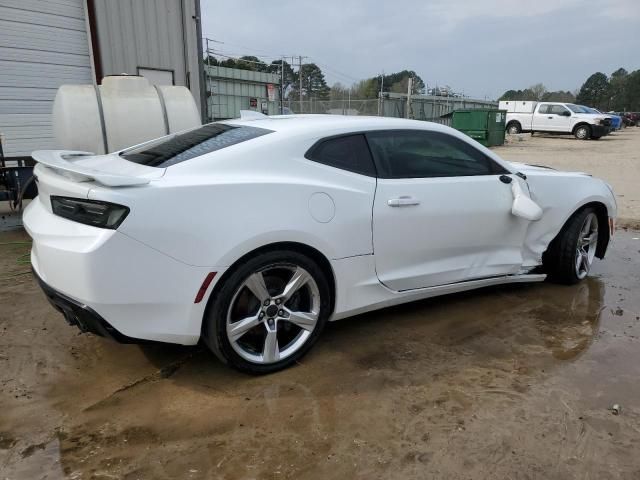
[499,101,611,140]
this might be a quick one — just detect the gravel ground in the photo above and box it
[493,127,640,227]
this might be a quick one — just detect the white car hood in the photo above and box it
[574,113,607,122]
[508,161,590,177]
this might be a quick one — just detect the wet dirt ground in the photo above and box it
[1,228,640,479]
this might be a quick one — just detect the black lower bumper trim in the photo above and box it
[591,124,609,137]
[33,269,144,344]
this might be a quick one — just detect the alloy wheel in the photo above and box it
[575,212,598,279]
[226,264,320,364]
[576,127,589,139]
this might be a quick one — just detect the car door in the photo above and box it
[368,129,532,291]
[547,104,573,131]
[532,104,553,131]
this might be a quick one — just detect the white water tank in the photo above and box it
[52,75,201,154]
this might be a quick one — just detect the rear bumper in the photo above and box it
[34,269,142,343]
[24,197,226,345]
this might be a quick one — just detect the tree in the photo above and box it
[218,57,237,69]
[291,63,329,100]
[329,82,350,101]
[498,89,523,101]
[268,60,295,98]
[529,83,547,101]
[352,71,426,99]
[541,90,575,102]
[576,72,609,109]
[624,69,640,111]
[384,70,425,95]
[236,56,268,72]
[203,55,218,67]
[609,68,628,111]
[353,78,379,99]
[499,84,548,101]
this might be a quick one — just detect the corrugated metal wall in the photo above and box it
[92,0,202,115]
[205,66,281,120]
[0,0,93,157]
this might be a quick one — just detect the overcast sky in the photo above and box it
[201,0,640,99]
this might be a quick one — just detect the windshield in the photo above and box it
[566,104,587,113]
[120,123,274,167]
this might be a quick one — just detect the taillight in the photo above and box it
[50,196,130,229]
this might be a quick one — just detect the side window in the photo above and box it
[305,134,376,176]
[537,104,550,114]
[549,105,569,115]
[366,130,507,179]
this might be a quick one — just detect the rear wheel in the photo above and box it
[507,122,521,135]
[574,125,591,140]
[543,208,599,285]
[203,250,330,374]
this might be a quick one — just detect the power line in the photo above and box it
[201,36,296,60]
[202,37,365,86]
[308,58,362,83]
[208,52,276,65]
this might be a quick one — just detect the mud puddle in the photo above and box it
[1,229,639,479]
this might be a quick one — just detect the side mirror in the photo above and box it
[562,111,571,117]
[511,180,542,221]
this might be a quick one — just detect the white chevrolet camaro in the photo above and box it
[24,114,616,373]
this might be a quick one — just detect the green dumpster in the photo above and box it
[450,109,506,147]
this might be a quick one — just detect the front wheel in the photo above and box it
[543,208,599,285]
[574,125,591,140]
[202,250,330,374]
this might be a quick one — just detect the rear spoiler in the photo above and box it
[32,150,153,187]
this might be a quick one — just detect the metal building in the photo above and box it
[0,0,204,162]
[205,65,281,121]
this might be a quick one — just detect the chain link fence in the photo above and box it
[283,95,497,126]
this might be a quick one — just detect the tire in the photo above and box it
[507,122,521,135]
[202,250,331,374]
[543,208,599,285]
[574,125,591,140]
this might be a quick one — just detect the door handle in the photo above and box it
[388,196,420,207]
[547,116,553,119]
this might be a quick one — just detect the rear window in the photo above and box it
[120,123,273,167]
[305,134,377,176]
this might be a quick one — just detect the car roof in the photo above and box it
[221,114,450,136]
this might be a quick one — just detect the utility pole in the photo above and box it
[378,72,384,116]
[203,37,223,122]
[280,57,285,114]
[205,38,211,121]
[406,76,413,119]
[298,55,305,114]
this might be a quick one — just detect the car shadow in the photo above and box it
[131,276,606,398]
